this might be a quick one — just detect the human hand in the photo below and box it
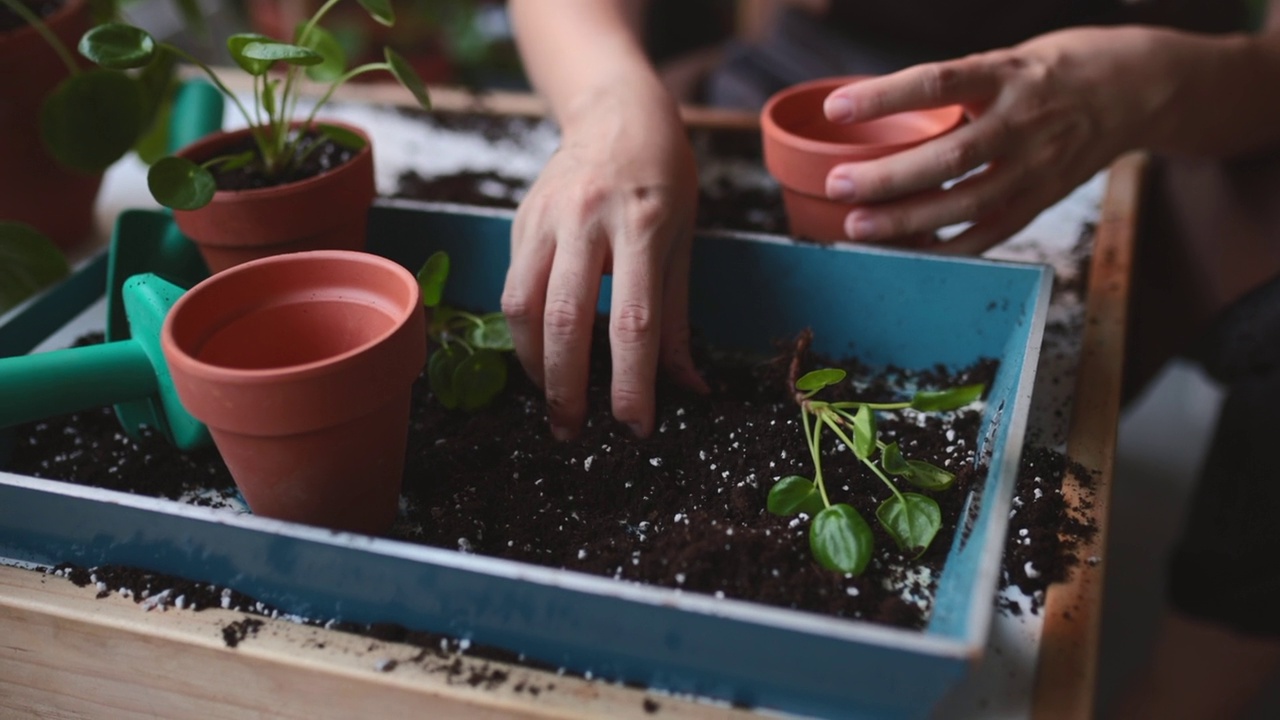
[502,80,708,441]
[821,26,1174,254]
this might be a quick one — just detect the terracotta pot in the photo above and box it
[161,250,427,535]
[172,122,377,274]
[761,76,965,243]
[0,0,101,250]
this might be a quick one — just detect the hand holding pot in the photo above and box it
[819,26,1223,254]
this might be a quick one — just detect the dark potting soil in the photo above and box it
[208,130,357,192]
[0,0,62,33]
[10,328,996,630]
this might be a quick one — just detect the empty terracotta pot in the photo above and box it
[161,250,426,535]
[761,76,965,242]
[172,121,376,274]
[0,0,101,250]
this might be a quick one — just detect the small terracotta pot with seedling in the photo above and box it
[160,250,427,535]
[761,75,964,243]
[78,0,433,273]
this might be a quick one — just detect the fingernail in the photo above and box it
[825,96,854,123]
[846,214,879,241]
[827,175,855,200]
[628,422,646,438]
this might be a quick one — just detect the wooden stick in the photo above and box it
[1030,152,1148,720]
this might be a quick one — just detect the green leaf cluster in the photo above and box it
[417,252,513,411]
[1,0,177,174]
[71,0,433,210]
[766,367,984,575]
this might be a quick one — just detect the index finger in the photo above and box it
[824,57,997,124]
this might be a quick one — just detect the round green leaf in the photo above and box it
[40,69,146,173]
[147,156,216,210]
[0,223,70,314]
[852,404,875,460]
[296,23,346,82]
[766,476,824,517]
[226,34,277,75]
[882,442,910,475]
[316,123,367,151]
[810,504,873,575]
[904,460,955,491]
[469,313,513,351]
[417,251,450,308]
[796,368,845,393]
[78,23,156,69]
[910,384,985,412]
[357,0,395,26]
[876,493,942,558]
[429,346,465,409]
[385,47,432,111]
[241,40,323,67]
[454,349,507,411]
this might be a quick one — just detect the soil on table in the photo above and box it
[207,130,357,192]
[9,328,996,630]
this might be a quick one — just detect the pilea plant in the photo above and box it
[0,0,176,173]
[767,367,984,575]
[74,0,432,210]
[416,251,514,411]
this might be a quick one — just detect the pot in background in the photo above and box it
[0,0,101,250]
[161,250,427,535]
[761,76,965,243]
[171,122,376,274]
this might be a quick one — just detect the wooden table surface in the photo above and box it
[0,79,1144,720]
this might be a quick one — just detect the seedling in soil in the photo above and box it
[416,251,513,411]
[767,367,984,575]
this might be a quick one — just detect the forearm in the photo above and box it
[509,0,669,131]
[1141,25,1280,157]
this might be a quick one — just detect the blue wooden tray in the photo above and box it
[0,202,1051,719]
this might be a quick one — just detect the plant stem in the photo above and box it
[802,409,831,508]
[829,400,911,411]
[1,0,79,75]
[295,0,344,47]
[821,414,905,505]
[162,44,258,143]
[302,62,388,129]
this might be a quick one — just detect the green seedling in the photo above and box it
[416,251,513,411]
[73,0,432,210]
[767,367,984,575]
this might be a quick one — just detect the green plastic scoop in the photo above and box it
[0,273,206,450]
[104,79,223,439]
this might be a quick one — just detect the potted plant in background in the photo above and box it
[761,75,965,243]
[0,0,174,251]
[78,0,433,273]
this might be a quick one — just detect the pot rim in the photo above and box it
[761,75,965,158]
[162,249,421,383]
[174,119,373,202]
